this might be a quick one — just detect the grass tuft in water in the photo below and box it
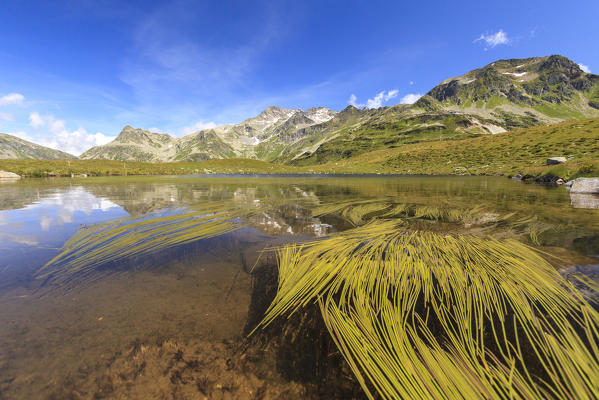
[256,220,599,400]
[37,203,248,281]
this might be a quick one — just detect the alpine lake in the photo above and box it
[0,175,598,400]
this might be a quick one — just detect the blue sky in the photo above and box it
[0,0,597,155]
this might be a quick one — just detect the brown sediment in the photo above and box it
[46,338,308,400]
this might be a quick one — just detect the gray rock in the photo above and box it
[559,264,599,301]
[512,174,523,180]
[547,157,567,165]
[567,177,599,194]
[556,178,565,185]
[0,170,20,179]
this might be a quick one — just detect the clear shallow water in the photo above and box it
[0,176,598,399]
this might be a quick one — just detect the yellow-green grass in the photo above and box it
[37,202,254,282]
[257,221,599,400]
[0,158,301,177]
[307,118,599,179]
[312,198,571,247]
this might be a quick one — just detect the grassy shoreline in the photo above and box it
[0,157,596,181]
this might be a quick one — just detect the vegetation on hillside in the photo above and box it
[0,133,77,160]
[309,118,599,179]
[0,158,300,177]
[1,118,597,180]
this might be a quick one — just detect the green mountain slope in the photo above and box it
[281,106,500,165]
[0,133,77,160]
[290,55,599,166]
[418,55,599,125]
[306,117,599,178]
[2,117,597,180]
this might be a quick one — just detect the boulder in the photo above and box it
[0,170,20,179]
[547,157,567,165]
[535,174,561,184]
[566,177,599,194]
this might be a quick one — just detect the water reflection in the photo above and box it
[570,193,599,209]
[1,176,598,259]
[0,188,125,249]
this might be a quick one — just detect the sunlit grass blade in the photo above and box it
[37,203,248,280]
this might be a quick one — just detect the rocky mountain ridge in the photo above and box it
[0,133,77,160]
[80,106,338,162]
[416,55,599,128]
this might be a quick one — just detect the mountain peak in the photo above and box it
[262,105,284,113]
[256,106,291,119]
[116,126,146,140]
[538,55,582,73]
[422,55,599,112]
[340,105,359,113]
[303,107,338,124]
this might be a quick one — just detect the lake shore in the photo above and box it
[1,157,597,183]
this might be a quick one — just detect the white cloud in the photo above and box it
[400,93,423,104]
[409,81,415,85]
[27,111,115,155]
[366,92,385,108]
[0,112,14,121]
[349,90,399,109]
[578,63,591,73]
[474,30,510,48]
[530,28,537,38]
[29,111,45,129]
[39,127,115,156]
[180,120,218,136]
[384,89,398,101]
[0,93,25,106]
[348,94,363,108]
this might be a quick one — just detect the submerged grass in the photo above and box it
[313,198,555,245]
[256,221,599,400]
[38,203,248,281]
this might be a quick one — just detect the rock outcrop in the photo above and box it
[547,157,567,165]
[0,170,20,179]
[566,178,599,194]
